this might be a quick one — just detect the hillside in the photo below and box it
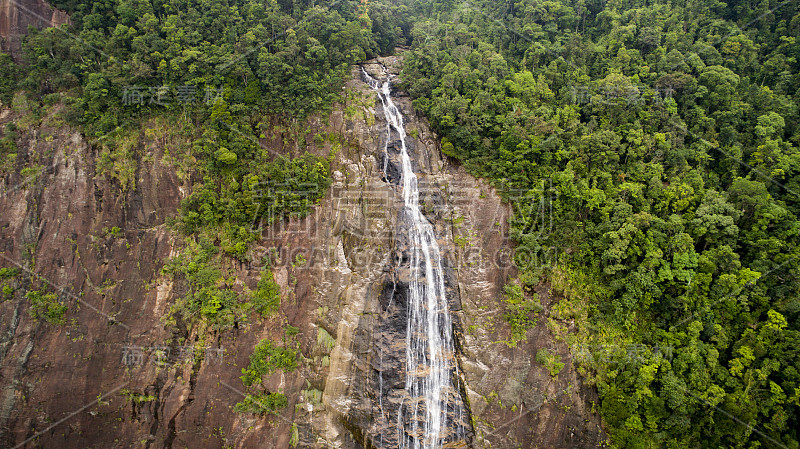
[1,1,799,448]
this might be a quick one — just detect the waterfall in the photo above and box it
[363,68,466,449]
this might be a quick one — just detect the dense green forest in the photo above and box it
[2,0,799,447]
[400,1,800,448]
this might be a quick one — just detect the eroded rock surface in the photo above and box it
[0,0,69,59]
[0,55,606,448]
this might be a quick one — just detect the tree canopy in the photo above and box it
[399,1,800,447]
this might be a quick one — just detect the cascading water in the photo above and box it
[363,68,468,449]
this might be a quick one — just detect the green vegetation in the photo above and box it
[400,0,800,447]
[96,132,138,192]
[4,0,358,306]
[0,123,18,172]
[233,392,288,415]
[316,327,336,352]
[502,282,542,347]
[13,0,407,134]
[162,234,243,331]
[536,348,565,378]
[0,267,19,300]
[120,389,157,403]
[26,290,67,324]
[5,0,800,446]
[0,53,17,105]
[103,226,123,239]
[236,328,298,416]
[289,422,299,447]
[177,151,331,262]
[240,337,298,387]
[285,324,300,337]
[251,268,281,317]
[301,388,323,408]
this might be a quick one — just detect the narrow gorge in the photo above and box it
[4,0,800,446]
[363,67,469,448]
[0,52,605,448]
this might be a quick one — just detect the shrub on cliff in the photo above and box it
[26,290,67,325]
[250,268,281,317]
[502,283,542,347]
[241,338,298,387]
[233,392,288,415]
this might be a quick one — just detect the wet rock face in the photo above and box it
[332,61,474,449]
[358,63,475,449]
[379,141,403,185]
[0,52,606,449]
[313,56,606,449]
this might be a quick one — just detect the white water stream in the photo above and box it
[363,69,464,449]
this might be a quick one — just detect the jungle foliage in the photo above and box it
[236,330,299,416]
[3,0,375,331]
[399,0,800,447]
[4,0,800,446]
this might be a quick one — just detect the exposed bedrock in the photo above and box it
[0,0,69,60]
[0,53,606,448]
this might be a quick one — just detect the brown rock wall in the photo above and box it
[0,57,606,448]
[0,0,69,59]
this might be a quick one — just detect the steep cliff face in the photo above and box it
[0,0,69,59]
[0,55,606,448]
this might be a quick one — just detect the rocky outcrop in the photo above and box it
[0,0,69,59]
[0,54,606,448]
